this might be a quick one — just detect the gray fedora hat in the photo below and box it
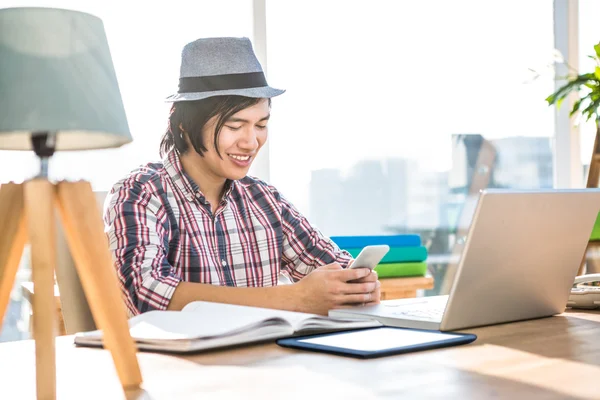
[166,37,285,102]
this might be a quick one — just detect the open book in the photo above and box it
[74,301,381,353]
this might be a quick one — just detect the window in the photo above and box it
[0,0,252,342]
[266,0,556,293]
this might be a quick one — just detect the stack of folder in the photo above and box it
[330,234,428,278]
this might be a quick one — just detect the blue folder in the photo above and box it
[277,327,476,359]
[330,234,421,249]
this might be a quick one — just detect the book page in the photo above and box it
[183,301,319,329]
[183,301,380,332]
[294,315,382,333]
[126,311,286,340]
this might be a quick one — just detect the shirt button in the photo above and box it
[221,259,227,266]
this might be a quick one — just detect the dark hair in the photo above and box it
[159,96,271,158]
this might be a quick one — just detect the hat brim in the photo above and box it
[165,86,285,102]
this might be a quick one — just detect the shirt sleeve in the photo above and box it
[278,191,353,282]
[104,181,181,316]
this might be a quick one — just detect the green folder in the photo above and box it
[374,262,428,278]
[344,246,427,263]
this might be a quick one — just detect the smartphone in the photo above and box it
[348,245,390,270]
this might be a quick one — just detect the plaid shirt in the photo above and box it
[104,150,352,316]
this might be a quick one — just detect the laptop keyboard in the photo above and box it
[389,306,445,320]
[383,297,448,321]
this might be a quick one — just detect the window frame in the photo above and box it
[554,0,583,188]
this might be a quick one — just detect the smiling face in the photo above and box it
[193,98,270,181]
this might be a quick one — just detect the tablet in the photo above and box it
[277,327,477,359]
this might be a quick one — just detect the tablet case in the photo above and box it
[276,327,476,359]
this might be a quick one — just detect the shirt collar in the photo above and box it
[164,150,235,204]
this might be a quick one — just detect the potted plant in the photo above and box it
[546,43,600,188]
[546,43,600,124]
[547,43,600,272]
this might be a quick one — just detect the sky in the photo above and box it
[1,0,598,214]
[266,0,556,210]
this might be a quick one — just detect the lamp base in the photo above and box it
[0,180,142,399]
[31,132,56,179]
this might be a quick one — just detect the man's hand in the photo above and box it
[347,259,380,304]
[349,269,380,304]
[292,263,381,315]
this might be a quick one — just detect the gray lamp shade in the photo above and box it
[0,7,132,151]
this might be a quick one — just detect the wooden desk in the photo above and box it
[0,309,599,399]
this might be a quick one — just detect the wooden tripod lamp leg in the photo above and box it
[55,181,142,389]
[0,183,27,335]
[24,179,57,400]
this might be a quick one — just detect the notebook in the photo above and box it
[74,301,382,353]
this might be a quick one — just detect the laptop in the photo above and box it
[329,189,600,331]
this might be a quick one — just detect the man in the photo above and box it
[105,37,380,316]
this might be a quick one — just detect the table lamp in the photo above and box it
[0,7,142,399]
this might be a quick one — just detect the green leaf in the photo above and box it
[547,73,599,105]
[582,72,598,80]
[547,86,576,106]
[580,98,600,121]
[546,44,600,117]
[570,99,582,117]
